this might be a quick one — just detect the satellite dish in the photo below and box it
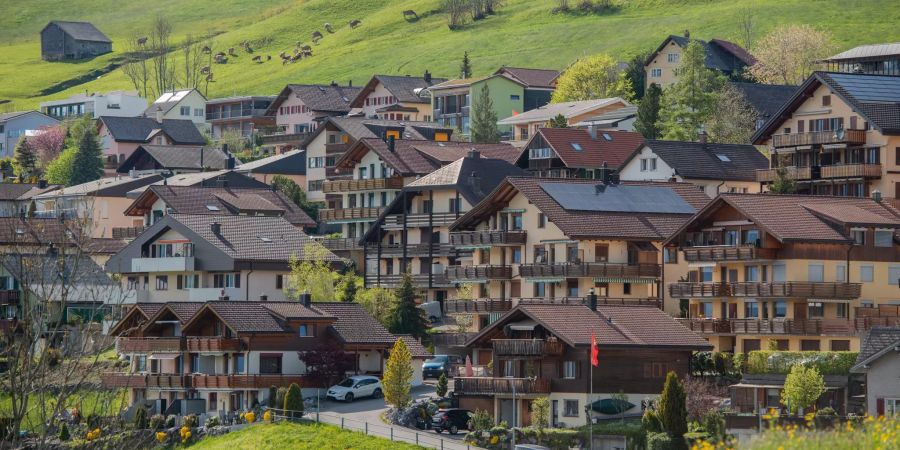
[833,128,845,140]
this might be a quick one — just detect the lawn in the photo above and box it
[0,388,127,433]
[2,0,900,109]
[187,421,425,450]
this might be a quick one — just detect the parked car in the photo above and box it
[326,375,382,402]
[431,408,472,434]
[422,355,462,379]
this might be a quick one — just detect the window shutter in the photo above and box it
[877,398,884,416]
[235,274,241,288]
[177,275,183,290]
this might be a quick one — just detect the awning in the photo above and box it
[500,208,526,213]
[453,279,488,284]
[148,353,180,360]
[593,277,657,284]
[507,320,537,331]
[457,245,492,250]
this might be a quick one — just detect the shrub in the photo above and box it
[58,422,70,441]
[133,406,148,429]
[782,365,826,414]
[659,372,687,450]
[647,431,674,450]
[268,386,278,408]
[284,383,304,419]
[590,420,647,450]
[435,372,448,397]
[149,413,166,430]
[183,414,198,428]
[205,416,221,428]
[165,415,176,428]
[530,397,550,431]
[469,409,493,432]
[816,406,836,416]
[643,408,663,433]
[276,387,288,410]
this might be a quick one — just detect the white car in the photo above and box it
[326,375,383,402]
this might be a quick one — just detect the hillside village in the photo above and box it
[0,2,899,450]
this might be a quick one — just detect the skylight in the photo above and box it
[602,133,613,141]
[206,205,220,211]
[570,143,583,151]
[259,236,273,243]
[716,154,731,162]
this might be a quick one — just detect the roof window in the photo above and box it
[571,143,583,151]
[602,133,612,141]
[716,154,731,162]
[206,205,220,211]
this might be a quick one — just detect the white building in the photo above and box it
[40,91,148,120]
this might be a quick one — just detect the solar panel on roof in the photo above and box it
[828,73,900,102]
[540,183,696,214]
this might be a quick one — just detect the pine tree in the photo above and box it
[339,272,359,302]
[383,338,414,408]
[69,123,104,186]
[634,83,662,139]
[435,372,449,397]
[659,41,725,141]
[548,114,569,128]
[470,83,500,143]
[460,51,472,79]
[388,272,428,338]
[12,137,37,179]
[283,382,304,418]
[659,371,688,450]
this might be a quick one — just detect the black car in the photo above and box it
[431,408,472,435]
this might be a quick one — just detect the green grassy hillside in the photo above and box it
[3,0,899,110]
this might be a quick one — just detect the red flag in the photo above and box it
[591,333,599,367]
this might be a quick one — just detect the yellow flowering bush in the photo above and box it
[155,431,167,443]
[264,410,272,423]
[691,415,900,450]
[245,411,256,424]
[180,425,192,444]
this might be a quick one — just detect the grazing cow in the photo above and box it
[279,51,287,58]
[324,23,334,33]
[311,31,323,43]
[252,55,262,62]
[228,47,237,56]
[200,66,211,74]
[301,48,312,57]
[403,9,419,20]
[202,45,211,54]
[214,54,227,64]
[136,36,148,46]
[296,40,302,48]
[349,19,362,29]
[300,45,312,53]
[206,73,214,81]
[291,53,302,62]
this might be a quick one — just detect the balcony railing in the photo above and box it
[492,339,565,357]
[820,164,882,179]
[364,273,451,287]
[676,318,732,334]
[682,246,777,262]
[206,108,269,121]
[259,132,309,145]
[453,377,551,395]
[325,143,350,154]
[450,230,527,247]
[101,373,190,389]
[519,263,660,279]
[312,237,362,251]
[321,177,403,193]
[367,243,461,257]
[677,318,864,335]
[188,287,243,301]
[756,166,812,182]
[117,337,242,353]
[446,265,513,281]
[318,207,385,222]
[185,337,242,352]
[518,297,663,308]
[430,332,477,347]
[0,290,21,304]
[192,374,316,389]
[112,226,144,239]
[442,299,513,314]
[669,282,861,299]
[771,129,866,148]
[382,212,461,229]
[131,256,195,273]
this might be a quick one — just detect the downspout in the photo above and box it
[245,262,253,301]
[401,191,408,273]
[715,178,726,196]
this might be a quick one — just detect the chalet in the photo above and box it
[618,137,768,197]
[40,91,148,120]
[144,89,208,131]
[520,127,645,179]
[123,185,316,229]
[301,116,454,204]
[665,193,900,353]
[851,326,900,416]
[115,145,238,174]
[447,177,711,325]
[644,32,755,90]
[0,182,60,217]
[358,150,528,300]
[104,214,341,303]
[205,96,275,140]
[751,72,900,200]
[350,72,447,121]
[40,21,111,61]
[823,43,900,76]
[455,298,711,427]
[326,138,521,240]
[0,111,60,158]
[498,98,631,143]
[102,297,401,413]
[236,149,306,186]
[97,116,206,171]
[263,83,362,151]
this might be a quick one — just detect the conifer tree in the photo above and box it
[382,339,414,408]
[69,123,104,186]
[470,83,500,143]
[460,51,472,78]
[12,137,37,179]
[635,83,662,139]
[388,272,428,338]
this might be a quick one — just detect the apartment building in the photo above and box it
[520,127,644,179]
[40,91,147,120]
[205,96,275,139]
[235,149,306,186]
[358,150,527,300]
[103,214,341,303]
[263,83,362,151]
[325,138,521,240]
[102,296,399,412]
[644,32,755,90]
[350,72,447,121]
[454,299,710,428]
[665,193,900,353]
[751,72,900,199]
[823,43,900,76]
[498,97,630,144]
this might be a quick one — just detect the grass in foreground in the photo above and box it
[0,389,127,433]
[188,421,425,450]
[694,416,900,450]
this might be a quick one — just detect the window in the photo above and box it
[701,302,714,318]
[745,302,759,318]
[194,108,204,117]
[801,340,821,351]
[716,154,731,162]
[889,266,900,286]
[534,282,546,297]
[512,214,523,231]
[875,230,893,247]
[562,361,577,379]
[774,301,787,318]
[503,360,515,377]
[530,147,552,159]
[836,303,848,319]
[136,355,147,372]
[510,94,520,101]
[663,247,678,263]
[209,393,218,411]
[667,53,679,63]
[449,198,461,213]
[298,324,310,337]
[307,180,323,191]
[640,158,657,171]
[700,267,713,282]
[808,263,824,282]
[233,354,245,373]
[177,274,199,289]
[650,68,662,78]
[155,276,168,290]
[259,354,282,374]
[213,273,241,288]
[276,274,284,290]
[885,399,900,416]
[860,265,874,282]
[180,106,190,116]
[511,248,522,264]
[571,143,583,152]
[308,156,325,168]
[808,302,825,318]
[566,279,578,297]
[127,276,139,290]
[822,95,831,106]
[745,266,759,282]
[623,283,631,295]
[851,229,866,245]
[765,389,781,408]
[537,213,546,228]
[422,200,433,214]
[564,400,579,417]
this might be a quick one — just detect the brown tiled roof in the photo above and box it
[340,138,521,177]
[202,302,287,333]
[537,128,644,170]
[854,327,900,368]
[494,67,561,89]
[134,303,165,318]
[0,217,74,246]
[405,154,529,204]
[85,238,129,254]
[398,335,433,359]
[453,178,710,241]
[630,140,769,182]
[262,302,335,320]
[313,302,397,345]
[803,203,900,228]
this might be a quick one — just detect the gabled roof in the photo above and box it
[0,110,58,124]
[191,302,287,333]
[236,149,306,175]
[98,116,205,145]
[825,43,900,62]
[337,138,521,177]
[406,153,529,205]
[267,84,363,116]
[398,335,433,359]
[125,170,270,198]
[143,89,205,116]
[647,35,755,71]
[0,217,76,246]
[852,327,900,372]
[314,302,397,345]
[664,193,900,245]
[531,128,645,170]
[305,116,452,147]
[728,82,798,122]
[125,185,315,227]
[350,74,448,107]
[467,304,711,350]
[116,145,236,173]
[0,183,61,201]
[493,67,561,89]
[573,105,638,127]
[427,76,492,90]
[34,173,163,198]
[108,302,166,336]
[498,98,629,125]
[44,21,111,43]
[752,72,900,143]
[262,302,336,321]
[452,178,710,241]
[628,140,768,181]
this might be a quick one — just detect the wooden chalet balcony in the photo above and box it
[112,226,144,239]
[367,243,461,257]
[453,377,551,395]
[771,129,866,148]
[312,237,362,251]
[669,282,861,299]
[682,246,777,262]
[442,299,513,314]
[677,318,862,336]
[518,297,663,308]
[757,166,812,182]
[382,212,461,229]
[446,265,513,281]
[364,273,451,287]
[676,318,732,334]
[0,290,21,304]
[325,143,350,154]
[519,262,660,279]
[430,332,477,347]
[192,374,314,389]
[101,373,190,389]
[321,177,403,193]
[450,230,527,247]
[185,337,241,352]
[318,207,384,222]
[259,132,308,145]
[492,339,565,357]
[820,164,882,179]
[117,337,242,353]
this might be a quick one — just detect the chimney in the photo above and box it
[226,154,236,170]
[388,135,396,152]
[424,70,432,83]
[588,124,598,140]
[871,189,883,202]
[200,147,204,168]
[684,29,690,38]
[467,148,481,159]
[218,288,229,301]
[155,106,164,123]
[588,288,597,311]
[260,293,268,302]
[38,179,48,189]
[210,222,221,235]
[698,128,708,144]
[300,293,312,306]
[128,169,138,179]
[468,171,482,195]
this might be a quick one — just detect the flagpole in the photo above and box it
[589,349,593,450]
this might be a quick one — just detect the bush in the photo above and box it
[647,431,674,450]
[133,406,148,429]
[183,414,198,428]
[58,422,70,441]
[276,387,288,410]
[46,348,62,367]
[469,409,493,432]
[268,386,278,408]
[745,351,858,375]
[165,415,176,428]
[816,406,836,416]
[149,413,166,430]
[284,383,304,419]
[205,416,221,429]
[435,372,448,397]
[590,420,647,450]
[643,408,663,433]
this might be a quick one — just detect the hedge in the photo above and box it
[745,351,858,375]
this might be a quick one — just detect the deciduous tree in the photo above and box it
[271,175,319,228]
[337,272,360,302]
[634,83,662,139]
[551,54,634,103]
[383,339,414,408]
[706,83,758,144]
[659,41,725,141]
[356,286,397,328]
[781,365,826,414]
[749,24,835,85]
[470,83,500,144]
[44,147,77,185]
[28,124,66,166]
[287,245,336,302]
[530,397,550,431]
[298,341,356,388]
